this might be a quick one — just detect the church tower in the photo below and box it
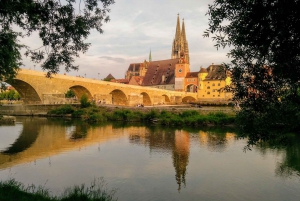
[171,14,189,64]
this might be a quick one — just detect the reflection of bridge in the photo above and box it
[8,69,197,105]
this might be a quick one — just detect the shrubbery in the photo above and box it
[0,178,117,201]
[48,105,235,127]
[47,105,75,115]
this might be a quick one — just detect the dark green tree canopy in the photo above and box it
[0,0,114,79]
[205,0,300,132]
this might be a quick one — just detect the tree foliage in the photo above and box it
[65,89,75,98]
[204,0,300,131]
[0,89,20,100]
[0,0,115,79]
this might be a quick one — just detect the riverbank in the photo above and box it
[0,116,16,124]
[0,103,235,116]
[0,179,117,201]
[45,104,236,127]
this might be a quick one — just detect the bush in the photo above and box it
[144,109,159,120]
[72,109,86,118]
[180,110,199,118]
[80,94,91,108]
[47,105,75,115]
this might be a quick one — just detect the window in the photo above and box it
[218,83,221,86]
[212,83,215,86]
[212,89,215,92]
[202,95,204,97]
[213,95,215,97]
[218,95,220,97]
[207,86,210,89]
[207,92,210,94]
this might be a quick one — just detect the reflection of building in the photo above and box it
[173,130,190,191]
[199,130,236,152]
[128,128,190,191]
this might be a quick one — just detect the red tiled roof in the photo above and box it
[185,72,198,78]
[204,65,227,80]
[105,73,115,79]
[111,79,129,84]
[129,76,143,85]
[142,58,180,86]
[127,63,141,72]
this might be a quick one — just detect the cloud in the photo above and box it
[99,56,126,63]
[19,0,231,79]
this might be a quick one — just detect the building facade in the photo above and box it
[198,64,232,101]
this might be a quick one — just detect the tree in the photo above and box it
[0,0,115,80]
[65,89,75,98]
[204,0,300,132]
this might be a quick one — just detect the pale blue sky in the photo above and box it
[21,0,231,79]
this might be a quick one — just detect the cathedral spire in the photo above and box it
[181,19,187,42]
[172,14,189,63]
[175,13,181,40]
[149,49,152,62]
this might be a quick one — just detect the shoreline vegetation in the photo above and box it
[47,104,236,127]
[44,94,236,127]
[0,178,117,201]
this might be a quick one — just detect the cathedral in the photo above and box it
[125,14,193,91]
[124,14,232,102]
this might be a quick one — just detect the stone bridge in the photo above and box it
[6,69,198,106]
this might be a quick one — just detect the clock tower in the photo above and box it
[175,52,190,91]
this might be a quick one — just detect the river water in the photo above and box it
[0,117,299,201]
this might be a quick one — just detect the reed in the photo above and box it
[0,178,117,201]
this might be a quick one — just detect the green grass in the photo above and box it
[47,105,235,127]
[0,178,117,201]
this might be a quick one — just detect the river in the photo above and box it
[0,117,299,201]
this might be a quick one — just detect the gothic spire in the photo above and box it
[181,18,187,42]
[149,49,152,62]
[175,13,181,40]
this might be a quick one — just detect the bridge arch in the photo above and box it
[162,94,171,104]
[69,85,93,100]
[186,84,198,93]
[110,89,128,105]
[182,96,196,103]
[7,79,41,104]
[0,122,40,155]
[140,92,152,106]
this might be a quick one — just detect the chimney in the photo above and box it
[210,64,213,72]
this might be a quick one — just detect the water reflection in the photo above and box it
[127,126,237,191]
[255,134,300,179]
[1,118,40,155]
[0,117,299,192]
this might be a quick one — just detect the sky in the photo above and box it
[21,0,232,79]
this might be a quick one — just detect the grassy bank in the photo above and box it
[47,105,235,127]
[0,178,117,201]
